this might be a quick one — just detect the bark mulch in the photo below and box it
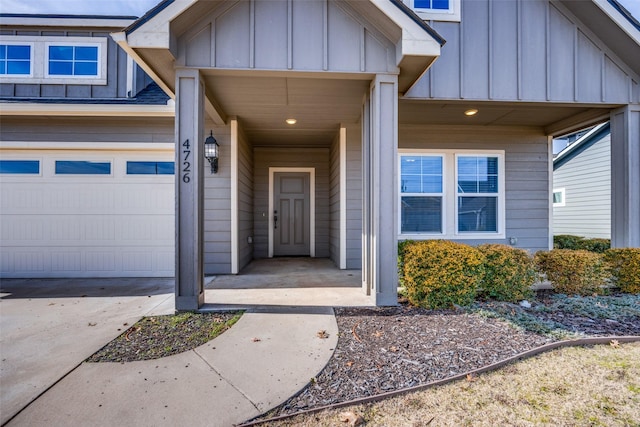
[261,292,640,420]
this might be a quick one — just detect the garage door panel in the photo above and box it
[0,151,175,278]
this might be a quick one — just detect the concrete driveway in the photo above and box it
[0,278,174,425]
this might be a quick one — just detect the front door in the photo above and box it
[273,172,310,256]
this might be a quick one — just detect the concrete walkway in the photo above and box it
[1,277,340,427]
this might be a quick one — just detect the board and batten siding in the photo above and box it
[176,0,396,74]
[399,124,550,252]
[553,134,611,239]
[0,28,135,99]
[406,0,639,104]
[252,147,330,259]
[236,123,254,270]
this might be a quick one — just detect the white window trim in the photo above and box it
[0,36,107,85]
[406,0,461,22]
[553,188,566,207]
[399,149,506,240]
[0,41,35,77]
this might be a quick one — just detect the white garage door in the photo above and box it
[0,148,175,278]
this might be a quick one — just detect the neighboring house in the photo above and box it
[1,0,639,309]
[553,122,611,239]
[0,14,176,278]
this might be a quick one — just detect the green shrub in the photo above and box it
[605,248,640,294]
[580,238,611,253]
[403,240,484,309]
[534,249,609,296]
[553,235,611,253]
[477,244,536,302]
[554,235,585,250]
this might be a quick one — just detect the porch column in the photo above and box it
[610,105,640,248]
[175,68,206,310]
[364,74,399,305]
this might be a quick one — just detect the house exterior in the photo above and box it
[1,0,639,309]
[553,122,611,239]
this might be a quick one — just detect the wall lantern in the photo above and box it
[204,130,219,174]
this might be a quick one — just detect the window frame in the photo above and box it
[0,42,34,77]
[398,149,505,240]
[0,35,107,85]
[552,188,566,207]
[45,42,102,80]
[54,160,112,176]
[0,159,40,175]
[406,0,461,22]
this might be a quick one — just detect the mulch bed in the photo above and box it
[261,292,640,420]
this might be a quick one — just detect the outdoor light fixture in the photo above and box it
[204,130,219,174]
[285,118,297,125]
[464,108,479,116]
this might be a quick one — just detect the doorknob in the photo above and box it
[274,210,278,229]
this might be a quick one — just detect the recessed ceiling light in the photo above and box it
[464,109,478,116]
[285,118,297,125]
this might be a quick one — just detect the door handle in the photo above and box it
[274,210,278,229]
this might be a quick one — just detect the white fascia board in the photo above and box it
[0,102,175,117]
[0,141,174,151]
[125,0,198,49]
[368,0,441,63]
[0,16,135,29]
[593,0,640,45]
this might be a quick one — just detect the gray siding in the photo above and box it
[177,0,395,73]
[0,116,173,142]
[553,134,611,239]
[204,123,232,274]
[253,147,330,259]
[406,0,639,104]
[399,125,550,252]
[329,133,340,266]
[237,124,254,270]
[0,28,139,99]
[345,122,362,269]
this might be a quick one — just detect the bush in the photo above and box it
[553,235,611,253]
[402,240,484,309]
[477,244,536,302]
[554,235,584,250]
[580,238,610,253]
[534,249,609,296]
[397,240,414,287]
[605,248,640,294]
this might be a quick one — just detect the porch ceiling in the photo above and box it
[202,73,370,147]
[399,100,615,135]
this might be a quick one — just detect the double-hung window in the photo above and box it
[399,150,505,239]
[0,44,32,76]
[407,0,461,21]
[400,155,444,233]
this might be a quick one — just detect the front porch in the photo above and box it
[203,258,372,309]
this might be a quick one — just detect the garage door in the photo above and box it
[0,148,175,278]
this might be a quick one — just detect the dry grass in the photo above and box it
[264,342,640,427]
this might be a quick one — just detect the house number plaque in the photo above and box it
[181,139,191,183]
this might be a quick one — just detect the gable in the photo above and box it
[406,0,640,104]
[176,0,396,73]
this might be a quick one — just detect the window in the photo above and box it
[48,45,98,77]
[0,36,107,84]
[400,155,444,233]
[407,0,461,22]
[55,161,111,175]
[0,44,31,75]
[553,188,565,207]
[399,150,505,239]
[456,156,499,232]
[0,160,39,174]
[126,161,175,175]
